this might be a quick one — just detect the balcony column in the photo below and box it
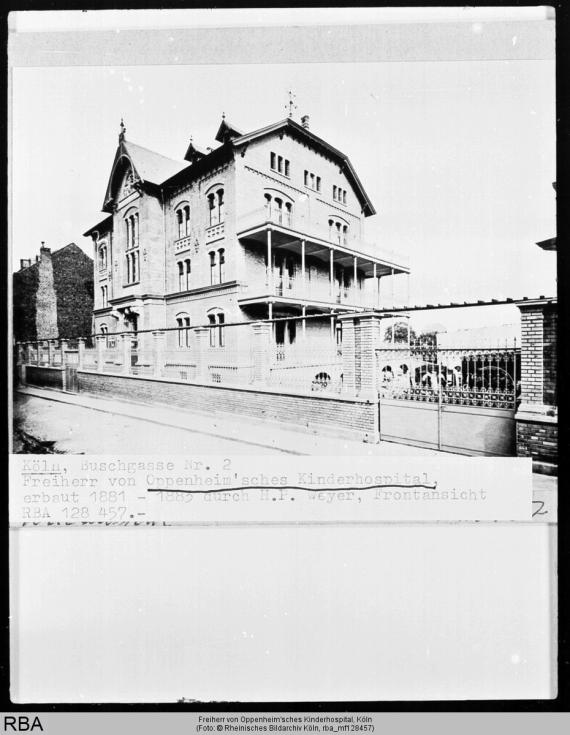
[302,305,306,341]
[390,267,395,308]
[266,229,273,291]
[353,256,357,303]
[301,240,306,294]
[406,273,410,307]
[329,248,334,298]
[330,309,335,343]
[77,338,85,370]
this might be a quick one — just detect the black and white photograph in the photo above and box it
[8,7,558,706]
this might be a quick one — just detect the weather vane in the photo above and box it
[119,118,126,142]
[285,90,297,119]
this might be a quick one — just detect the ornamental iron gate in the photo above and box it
[376,344,520,456]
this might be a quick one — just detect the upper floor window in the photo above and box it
[208,309,225,348]
[209,248,226,285]
[264,193,293,227]
[328,218,349,246]
[178,259,191,291]
[125,210,140,284]
[98,243,108,270]
[176,313,191,348]
[304,170,321,192]
[207,188,224,226]
[176,205,190,239]
[333,185,347,204]
[270,152,290,177]
[100,285,108,308]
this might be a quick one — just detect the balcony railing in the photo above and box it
[237,206,409,270]
[243,270,374,307]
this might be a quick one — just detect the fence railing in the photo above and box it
[376,345,520,409]
[16,318,346,397]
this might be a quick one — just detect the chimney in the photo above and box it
[301,115,310,130]
[40,240,51,254]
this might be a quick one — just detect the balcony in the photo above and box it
[239,269,375,310]
[206,222,225,243]
[237,206,409,275]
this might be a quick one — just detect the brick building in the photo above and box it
[13,243,94,342]
[84,116,409,364]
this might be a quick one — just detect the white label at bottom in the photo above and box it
[8,455,538,525]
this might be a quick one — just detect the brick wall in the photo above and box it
[52,244,94,338]
[76,370,379,441]
[516,419,558,465]
[543,306,557,406]
[515,300,558,472]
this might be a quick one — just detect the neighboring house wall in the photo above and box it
[52,244,94,338]
[13,244,94,342]
[35,247,59,339]
[12,263,39,342]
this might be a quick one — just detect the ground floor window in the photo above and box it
[208,310,225,347]
[176,314,191,347]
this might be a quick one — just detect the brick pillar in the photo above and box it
[340,317,357,394]
[59,340,68,367]
[515,300,558,474]
[46,340,54,366]
[152,331,166,378]
[251,322,272,384]
[193,326,209,381]
[77,338,85,370]
[120,334,131,375]
[96,336,105,373]
[358,315,382,400]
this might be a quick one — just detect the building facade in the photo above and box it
[84,115,409,366]
[13,243,94,342]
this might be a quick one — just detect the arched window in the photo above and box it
[100,323,109,347]
[100,285,108,308]
[124,209,140,284]
[218,248,225,283]
[209,250,218,285]
[176,204,191,238]
[207,188,224,226]
[264,191,293,226]
[98,243,108,270]
[207,309,225,348]
[178,261,184,291]
[328,217,349,246]
[176,313,191,348]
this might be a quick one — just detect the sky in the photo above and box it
[10,31,556,331]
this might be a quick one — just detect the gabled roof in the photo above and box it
[232,118,376,216]
[102,138,189,212]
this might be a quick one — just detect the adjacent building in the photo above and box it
[13,243,94,342]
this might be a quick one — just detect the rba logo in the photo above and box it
[3,717,43,731]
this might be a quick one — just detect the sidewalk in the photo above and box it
[14,385,437,457]
[13,385,557,495]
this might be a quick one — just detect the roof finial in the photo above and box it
[119,118,126,143]
[222,111,226,121]
[285,90,297,119]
